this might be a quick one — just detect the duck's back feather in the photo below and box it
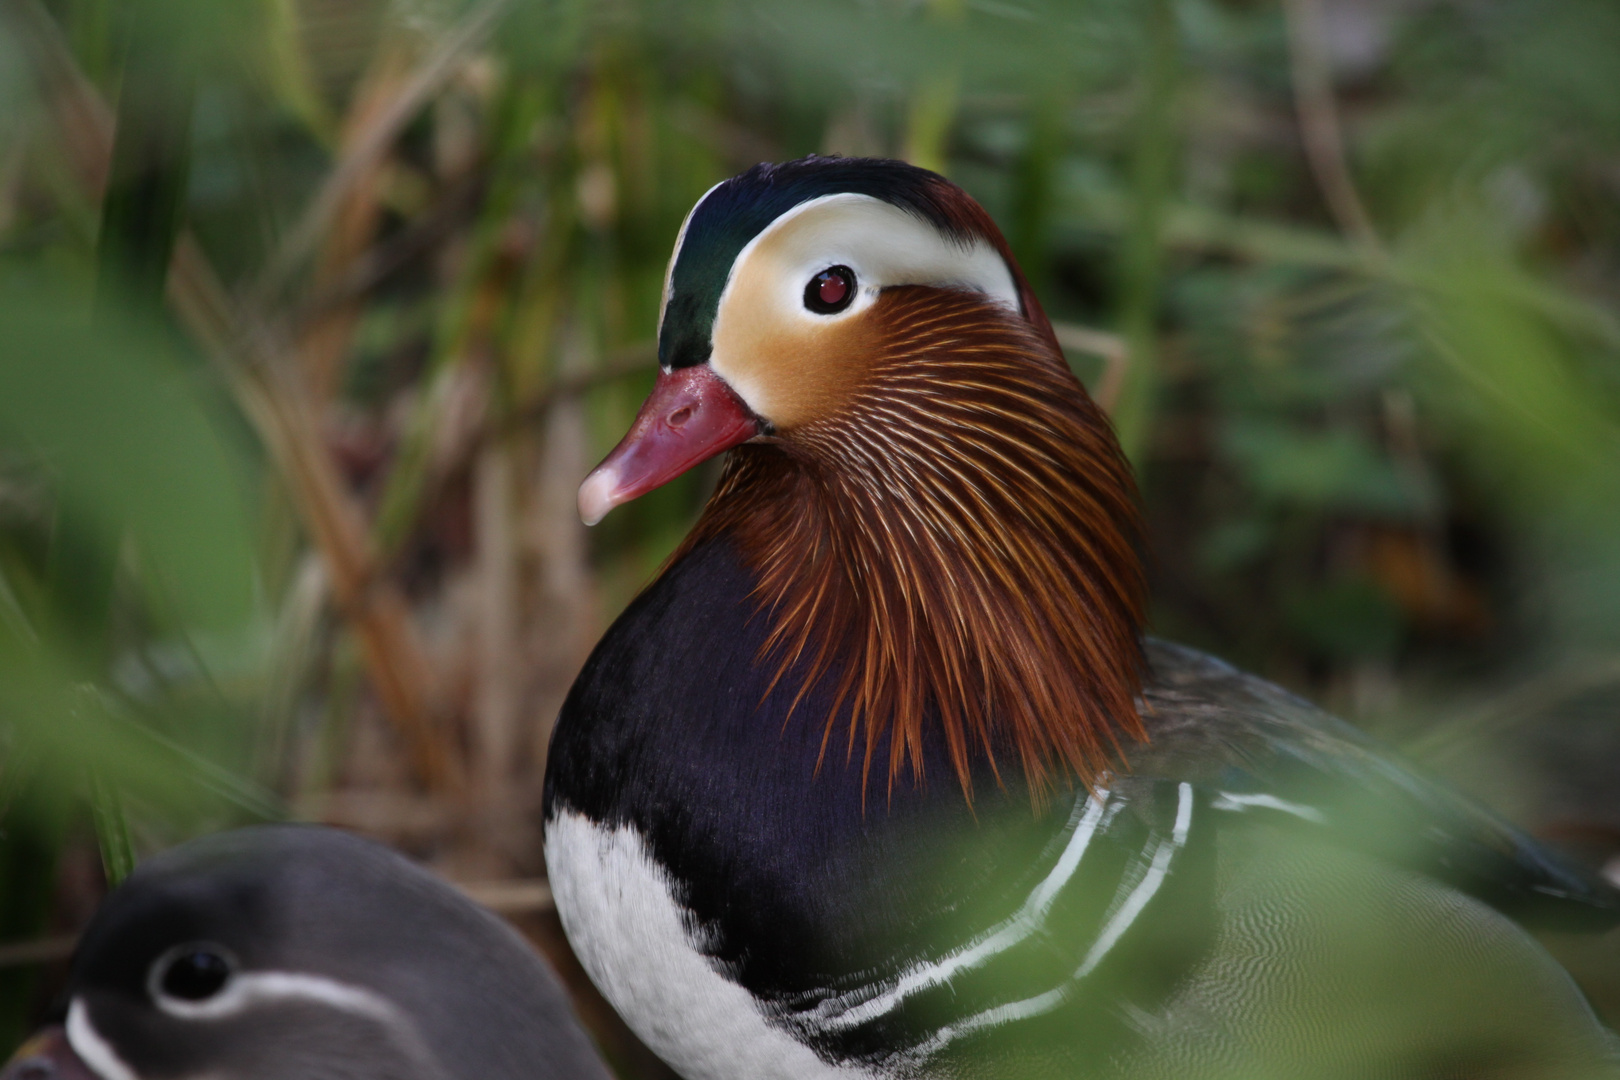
[1137,639,1620,930]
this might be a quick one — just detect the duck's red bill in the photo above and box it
[578,365,759,525]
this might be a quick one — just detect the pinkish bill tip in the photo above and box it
[577,465,620,526]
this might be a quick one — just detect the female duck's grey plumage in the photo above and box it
[2,826,612,1080]
[543,156,1620,1080]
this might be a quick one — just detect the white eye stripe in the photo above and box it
[708,193,1021,419]
[153,969,403,1024]
[67,998,140,1080]
[721,192,1019,321]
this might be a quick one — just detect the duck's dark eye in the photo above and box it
[157,946,234,1001]
[804,266,855,315]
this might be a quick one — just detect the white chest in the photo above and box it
[544,810,877,1080]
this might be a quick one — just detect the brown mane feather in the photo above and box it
[667,283,1148,806]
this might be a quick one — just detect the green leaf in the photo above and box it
[0,287,257,633]
[1285,578,1407,661]
[1220,420,1434,519]
[86,766,136,885]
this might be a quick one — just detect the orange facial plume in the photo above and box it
[672,284,1148,805]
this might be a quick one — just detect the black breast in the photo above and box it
[543,539,1076,1009]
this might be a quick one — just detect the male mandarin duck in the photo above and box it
[1,827,612,1080]
[543,156,1620,1079]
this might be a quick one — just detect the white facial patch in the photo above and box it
[66,998,140,1080]
[708,193,1020,416]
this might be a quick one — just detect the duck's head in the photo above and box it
[579,155,1045,524]
[580,156,1146,803]
[1,826,610,1080]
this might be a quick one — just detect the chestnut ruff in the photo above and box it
[670,285,1147,803]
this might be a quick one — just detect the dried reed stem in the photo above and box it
[1282,0,1385,260]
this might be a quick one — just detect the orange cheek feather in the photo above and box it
[716,301,881,432]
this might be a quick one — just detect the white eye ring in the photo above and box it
[148,942,237,1006]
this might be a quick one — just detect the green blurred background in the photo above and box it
[1,0,1618,1071]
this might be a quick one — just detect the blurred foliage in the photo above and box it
[1,0,1619,1065]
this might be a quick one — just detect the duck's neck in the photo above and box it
[673,287,1148,803]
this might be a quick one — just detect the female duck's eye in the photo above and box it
[156,946,234,1002]
[804,266,856,315]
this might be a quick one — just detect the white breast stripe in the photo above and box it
[546,810,875,1080]
[917,782,1196,1057]
[1072,837,1179,979]
[1077,782,1194,979]
[1029,791,1113,917]
[813,790,1110,1031]
[153,970,404,1023]
[915,984,1070,1057]
[1173,780,1195,842]
[67,999,140,1080]
[1211,790,1325,823]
